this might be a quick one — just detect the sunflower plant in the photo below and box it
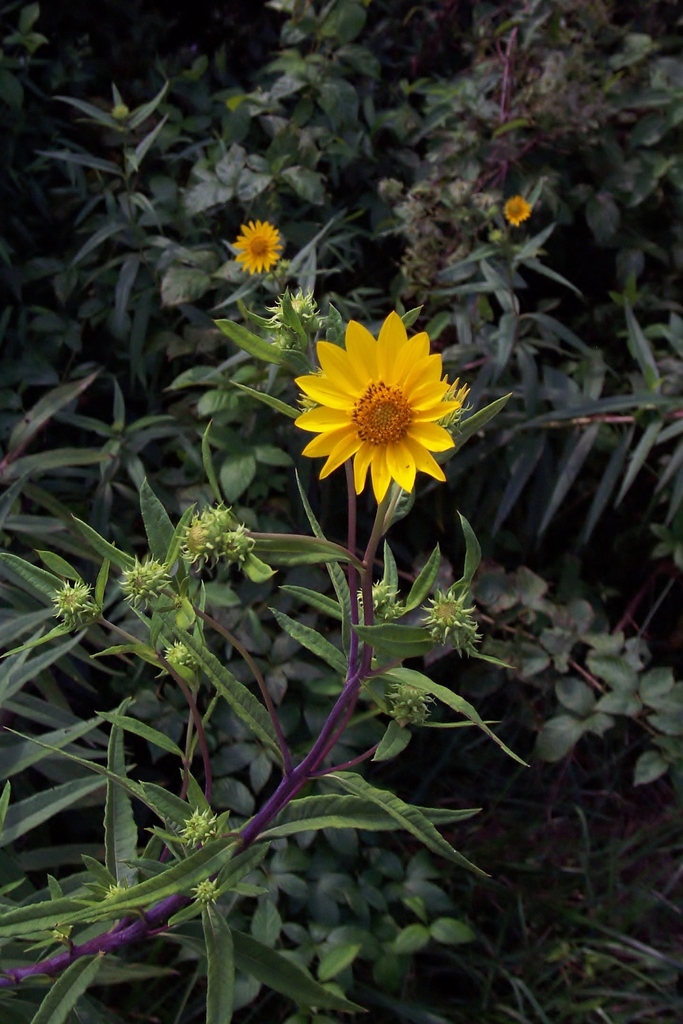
[0,302,516,1020]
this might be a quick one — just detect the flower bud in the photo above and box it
[180,504,249,569]
[52,581,100,630]
[112,102,130,121]
[389,683,433,727]
[370,580,403,623]
[424,586,481,655]
[120,557,170,607]
[181,807,219,846]
[265,289,320,351]
[192,878,220,906]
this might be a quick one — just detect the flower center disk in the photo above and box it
[352,382,412,445]
[250,238,268,256]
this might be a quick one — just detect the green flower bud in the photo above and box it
[180,504,248,569]
[120,557,170,607]
[52,581,100,630]
[424,586,481,655]
[181,808,219,846]
[389,683,433,727]
[111,102,130,121]
[265,288,320,351]
[371,580,404,623]
[163,641,199,680]
[192,878,220,906]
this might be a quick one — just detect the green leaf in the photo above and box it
[382,667,527,765]
[318,943,362,981]
[394,923,430,954]
[242,553,276,583]
[458,513,481,584]
[174,628,282,759]
[128,81,170,130]
[164,503,196,570]
[280,166,325,205]
[372,721,411,762]
[329,771,484,874]
[404,545,440,612]
[231,930,364,1012]
[520,257,582,296]
[36,550,82,582]
[0,717,101,780]
[0,782,11,835]
[102,711,178,760]
[539,424,601,535]
[535,715,585,762]
[8,372,98,456]
[30,954,104,1024]
[229,381,299,419]
[353,623,434,658]
[624,300,660,390]
[452,395,511,453]
[279,585,343,621]
[215,320,285,364]
[202,421,224,503]
[615,420,662,505]
[429,917,476,945]
[161,266,212,307]
[1,776,105,848]
[204,906,235,1024]
[70,517,135,571]
[580,427,634,544]
[220,451,256,502]
[270,608,346,675]
[634,749,670,786]
[140,478,175,560]
[252,534,360,569]
[104,706,139,887]
[95,558,111,607]
[0,552,61,601]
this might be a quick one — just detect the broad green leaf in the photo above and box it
[353,623,433,658]
[161,266,212,307]
[394,923,430,954]
[372,721,411,762]
[634,749,669,786]
[220,451,256,502]
[36,550,82,581]
[270,608,346,675]
[204,906,235,1024]
[382,668,527,765]
[174,628,281,759]
[535,714,585,761]
[0,776,105,847]
[8,372,99,455]
[140,478,175,560]
[215,320,285,364]
[70,517,135,570]
[231,930,364,1012]
[429,917,476,945]
[318,943,362,981]
[104,706,139,886]
[242,552,276,582]
[30,954,104,1024]
[279,585,343,621]
[98,712,184,758]
[404,545,440,612]
[229,382,299,419]
[329,771,484,874]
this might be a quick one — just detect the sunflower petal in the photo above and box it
[370,447,392,502]
[302,425,356,458]
[295,407,352,432]
[319,432,362,478]
[345,320,378,380]
[377,312,408,381]
[386,441,417,493]
[403,436,447,481]
[316,341,366,394]
[296,375,356,409]
[353,443,373,493]
[407,421,455,452]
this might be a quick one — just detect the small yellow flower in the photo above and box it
[295,312,468,502]
[504,195,532,227]
[233,220,283,274]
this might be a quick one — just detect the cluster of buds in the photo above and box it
[180,504,252,570]
[163,641,199,682]
[52,581,100,630]
[440,378,470,430]
[120,557,170,607]
[264,289,320,352]
[180,808,219,847]
[423,585,481,655]
[389,682,434,727]
[192,878,220,907]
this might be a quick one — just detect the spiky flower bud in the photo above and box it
[192,878,220,906]
[180,504,248,569]
[265,289,320,351]
[181,808,219,846]
[163,641,199,681]
[389,683,434,727]
[424,586,481,655]
[105,881,129,899]
[120,557,170,607]
[439,378,470,430]
[52,581,100,630]
[111,103,130,121]
[371,580,404,623]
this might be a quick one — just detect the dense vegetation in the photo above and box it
[0,1,682,1021]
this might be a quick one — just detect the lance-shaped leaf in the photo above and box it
[0,717,101,780]
[8,371,99,456]
[404,545,440,612]
[70,516,135,570]
[104,705,139,887]
[373,721,411,762]
[215,319,285,364]
[0,776,105,848]
[538,423,601,535]
[458,512,481,585]
[580,427,633,545]
[30,953,104,1024]
[270,608,346,675]
[174,628,282,759]
[229,381,299,419]
[202,421,223,503]
[231,930,364,1012]
[381,667,527,765]
[0,551,61,601]
[328,771,484,875]
[616,420,662,506]
[279,585,343,621]
[98,713,184,759]
[140,478,175,560]
[450,394,511,455]
[352,623,433,658]
[624,300,660,391]
[251,534,361,569]
[204,906,235,1024]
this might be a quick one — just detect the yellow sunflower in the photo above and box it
[503,195,532,227]
[295,312,468,502]
[233,220,283,274]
